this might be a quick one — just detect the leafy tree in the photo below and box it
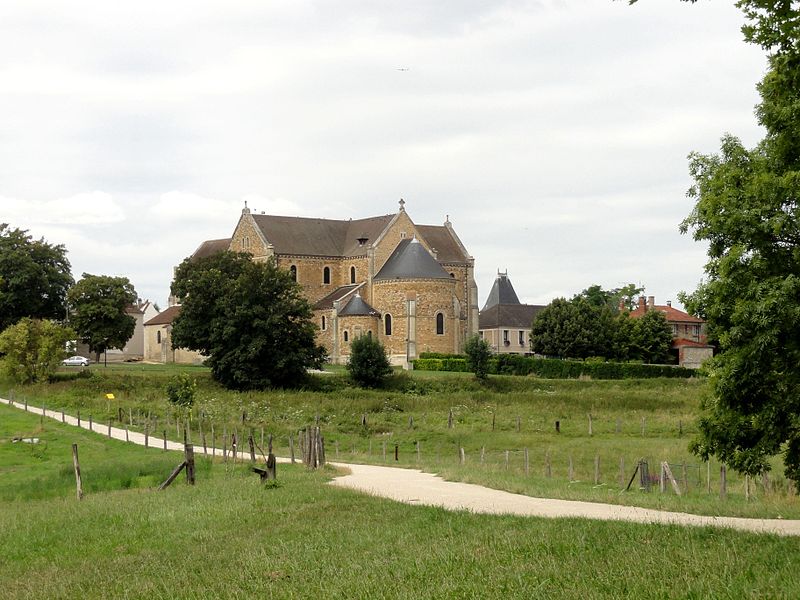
[631,310,673,364]
[531,297,616,359]
[67,274,137,363]
[676,1,800,478]
[171,252,326,390]
[575,283,644,311]
[464,334,492,379]
[0,318,75,384]
[166,372,197,408]
[347,334,392,387]
[0,224,73,331]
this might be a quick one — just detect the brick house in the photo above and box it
[628,295,713,368]
[478,271,544,354]
[175,200,478,366]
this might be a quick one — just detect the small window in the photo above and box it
[519,330,525,346]
[400,231,407,239]
[321,316,326,331]
[450,272,455,278]
[503,330,509,345]
[479,331,484,339]
[242,236,250,250]
[385,314,392,336]
[323,266,331,284]
[436,313,444,335]
[156,330,162,344]
[290,265,297,281]
[367,330,372,339]
[350,266,356,283]
[343,330,349,342]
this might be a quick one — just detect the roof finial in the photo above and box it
[242,200,250,215]
[445,214,450,225]
[399,198,406,212]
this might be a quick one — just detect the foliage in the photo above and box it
[464,334,492,379]
[677,1,800,478]
[0,318,75,384]
[631,310,673,364]
[67,274,137,362]
[171,252,326,390]
[576,283,644,311]
[413,355,695,380]
[346,334,392,387]
[165,372,197,408]
[0,224,73,331]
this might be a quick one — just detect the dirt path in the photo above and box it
[4,396,800,536]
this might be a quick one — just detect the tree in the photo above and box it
[631,310,673,364]
[677,1,800,479]
[531,297,617,359]
[347,334,392,387]
[171,252,326,390]
[0,318,75,384]
[68,274,137,363]
[0,224,73,331]
[464,334,492,379]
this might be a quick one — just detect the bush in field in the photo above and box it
[347,334,392,388]
[464,334,492,379]
[165,372,197,408]
[0,318,75,384]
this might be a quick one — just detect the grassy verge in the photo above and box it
[2,364,797,518]
[1,408,799,598]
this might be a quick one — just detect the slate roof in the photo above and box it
[144,305,181,326]
[251,214,393,257]
[415,225,469,264]
[192,238,232,260]
[479,304,545,329]
[373,238,451,280]
[312,284,361,310]
[338,293,379,316]
[482,272,521,310]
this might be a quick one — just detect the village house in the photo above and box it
[151,200,479,365]
[628,295,713,368]
[478,271,544,354]
[77,299,158,361]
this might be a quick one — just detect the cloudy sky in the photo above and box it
[0,0,767,309]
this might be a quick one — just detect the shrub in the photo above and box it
[347,335,392,387]
[0,318,75,384]
[165,372,197,408]
[464,335,492,379]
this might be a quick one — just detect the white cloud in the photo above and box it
[0,192,125,226]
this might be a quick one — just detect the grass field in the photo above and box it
[1,364,797,519]
[1,405,799,599]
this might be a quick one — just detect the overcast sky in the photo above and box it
[0,0,767,310]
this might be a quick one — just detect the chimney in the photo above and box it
[666,300,672,307]
[648,296,655,309]
[638,295,646,311]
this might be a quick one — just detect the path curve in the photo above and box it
[3,396,799,536]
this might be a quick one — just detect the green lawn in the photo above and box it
[0,406,799,599]
[2,364,797,518]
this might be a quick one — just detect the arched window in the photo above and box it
[350,266,356,283]
[243,236,250,251]
[323,266,330,284]
[321,315,326,330]
[436,312,444,335]
[290,265,297,281]
[157,330,162,344]
[385,314,392,336]
[367,330,372,338]
[343,330,349,342]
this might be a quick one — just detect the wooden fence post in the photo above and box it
[588,414,593,436]
[163,431,167,451]
[145,425,149,448]
[594,455,600,485]
[107,421,111,437]
[545,451,552,478]
[409,415,414,429]
[491,412,496,431]
[516,416,521,433]
[682,463,689,494]
[382,441,387,462]
[125,425,129,442]
[706,461,711,494]
[568,455,574,482]
[24,399,28,412]
[89,415,93,432]
[720,464,727,500]
[290,435,295,464]
[335,440,339,458]
[61,408,65,423]
[71,444,83,501]
[505,450,509,470]
[619,457,625,487]
[555,420,560,434]
[480,446,485,464]
[641,417,646,436]
[249,433,256,463]
[745,474,751,501]
[524,448,529,476]
[659,462,666,493]
[459,447,465,466]
[448,408,454,429]
[201,426,207,456]
[185,444,195,485]
[394,444,398,462]
[616,418,621,434]
[416,441,421,462]
[77,410,81,428]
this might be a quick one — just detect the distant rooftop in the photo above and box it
[482,271,521,311]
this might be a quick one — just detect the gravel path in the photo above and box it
[4,396,800,536]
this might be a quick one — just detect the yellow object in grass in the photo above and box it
[105,393,115,400]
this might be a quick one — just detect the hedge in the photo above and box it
[412,355,697,379]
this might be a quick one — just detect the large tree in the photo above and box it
[0,224,73,331]
[171,251,326,390]
[0,318,75,384]
[678,1,800,479]
[68,274,137,363]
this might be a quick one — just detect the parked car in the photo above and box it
[62,356,90,367]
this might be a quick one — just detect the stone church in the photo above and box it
[185,200,478,365]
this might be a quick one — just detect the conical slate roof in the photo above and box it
[482,271,521,310]
[338,293,379,316]
[374,238,450,280]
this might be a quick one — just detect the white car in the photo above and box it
[62,356,90,367]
